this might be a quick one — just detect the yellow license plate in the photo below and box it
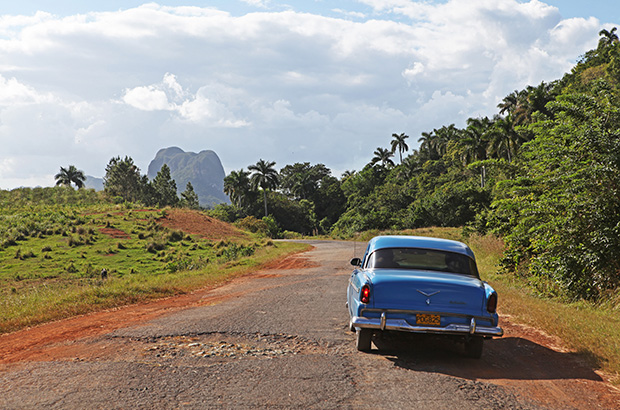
[416,314,440,326]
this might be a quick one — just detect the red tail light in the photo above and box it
[360,284,371,304]
[487,292,498,313]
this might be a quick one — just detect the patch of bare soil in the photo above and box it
[95,208,243,240]
[471,316,620,409]
[157,208,246,240]
[98,227,131,239]
[260,255,320,270]
[380,311,620,409]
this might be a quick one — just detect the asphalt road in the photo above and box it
[1,240,543,409]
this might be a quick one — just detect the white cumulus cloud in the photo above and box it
[0,1,613,188]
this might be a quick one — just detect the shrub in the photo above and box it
[234,216,269,235]
[166,229,184,242]
[146,240,166,253]
[217,243,256,261]
[282,230,302,239]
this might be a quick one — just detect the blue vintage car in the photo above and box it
[347,235,503,358]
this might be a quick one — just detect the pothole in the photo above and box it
[141,332,321,361]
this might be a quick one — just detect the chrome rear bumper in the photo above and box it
[352,313,503,337]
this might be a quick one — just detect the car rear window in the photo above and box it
[365,247,479,278]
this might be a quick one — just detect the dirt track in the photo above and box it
[1,238,619,409]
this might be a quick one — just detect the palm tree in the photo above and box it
[398,154,422,180]
[55,165,86,189]
[433,124,458,157]
[248,159,279,216]
[497,90,521,115]
[458,117,494,188]
[418,131,435,159]
[371,147,395,168]
[509,82,555,126]
[224,169,251,208]
[341,170,356,180]
[488,115,521,162]
[289,172,315,200]
[459,117,493,165]
[419,125,458,160]
[598,27,619,49]
[279,162,329,200]
[390,133,409,163]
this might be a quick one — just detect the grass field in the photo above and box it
[0,203,309,334]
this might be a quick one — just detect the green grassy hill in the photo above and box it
[0,186,305,334]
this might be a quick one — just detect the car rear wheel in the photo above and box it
[356,328,372,352]
[464,336,484,359]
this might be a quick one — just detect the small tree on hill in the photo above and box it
[181,181,200,209]
[103,156,142,202]
[139,175,158,206]
[152,164,178,207]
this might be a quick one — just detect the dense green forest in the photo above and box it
[3,29,619,303]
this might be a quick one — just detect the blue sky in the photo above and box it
[544,1,619,22]
[0,1,616,188]
[4,1,619,22]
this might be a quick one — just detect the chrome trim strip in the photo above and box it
[361,307,492,321]
[417,289,440,297]
[352,316,503,337]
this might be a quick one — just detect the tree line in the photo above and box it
[54,157,200,209]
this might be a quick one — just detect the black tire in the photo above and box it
[464,336,484,359]
[356,328,372,352]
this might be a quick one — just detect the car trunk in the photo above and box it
[369,269,486,315]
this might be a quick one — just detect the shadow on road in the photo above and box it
[368,331,603,382]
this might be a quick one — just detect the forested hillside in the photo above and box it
[216,28,620,301]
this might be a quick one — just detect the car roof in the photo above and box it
[366,235,476,260]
